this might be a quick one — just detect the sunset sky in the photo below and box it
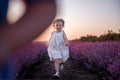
[7,0,120,41]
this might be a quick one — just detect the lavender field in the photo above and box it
[69,41,120,80]
[10,41,120,80]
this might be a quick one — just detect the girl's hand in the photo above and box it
[65,42,69,46]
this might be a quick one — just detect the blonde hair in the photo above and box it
[53,19,65,27]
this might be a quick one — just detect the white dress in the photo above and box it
[47,30,69,62]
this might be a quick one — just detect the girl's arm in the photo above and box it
[48,31,54,44]
[63,31,69,46]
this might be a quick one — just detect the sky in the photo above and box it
[7,0,120,41]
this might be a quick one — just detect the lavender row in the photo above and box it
[69,41,120,80]
[11,42,47,79]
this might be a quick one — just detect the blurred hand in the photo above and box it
[0,0,56,68]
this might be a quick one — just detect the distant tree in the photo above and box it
[98,34,106,41]
[80,36,87,42]
[113,33,120,41]
[71,38,79,42]
[71,29,120,42]
[107,30,113,34]
[80,35,97,42]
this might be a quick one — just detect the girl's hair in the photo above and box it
[53,19,65,27]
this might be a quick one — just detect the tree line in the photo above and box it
[71,30,120,42]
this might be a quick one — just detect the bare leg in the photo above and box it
[56,59,65,70]
[57,59,65,65]
[56,59,64,64]
[54,60,60,72]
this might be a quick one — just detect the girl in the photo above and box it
[47,19,69,77]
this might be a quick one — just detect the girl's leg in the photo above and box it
[54,59,60,73]
[56,59,65,64]
[54,59,65,73]
[53,59,60,77]
[56,59,65,70]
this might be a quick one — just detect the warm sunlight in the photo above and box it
[35,26,53,41]
[7,0,120,41]
[1,0,120,79]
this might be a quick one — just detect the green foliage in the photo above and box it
[71,30,120,42]
[80,35,97,42]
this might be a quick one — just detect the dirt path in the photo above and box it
[19,55,100,80]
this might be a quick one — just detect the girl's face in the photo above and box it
[54,21,64,32]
